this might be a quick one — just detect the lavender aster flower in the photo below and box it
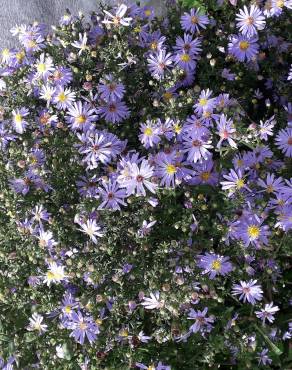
[197,253,233,279]
[228,34,259,62]
[216,114,237,149]
[147,49,173,80]
[68,311,100,345]
[97,180,127,210]
[97,100,130,124]
[174,34,202,56]
[194,89,216,115]
[188,307,214,334]
[12,107,29,134]
[182,132,213,163]
[98,76,125,102]
[139,120,161,148]
[232,279,263,304]
[103,4,132,27]
[52,86,76,109]
[180,8,209,34]
[255,302,279,324]
[275,128,292,157]
[66,101,97,131]
[259,116,275,140]
[257,348,272,366]
[236,5,266,36]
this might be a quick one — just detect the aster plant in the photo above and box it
[0,0,291,369]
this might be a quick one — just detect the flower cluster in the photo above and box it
[0,1,291,369]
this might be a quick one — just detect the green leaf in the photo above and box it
[254,325,283,356]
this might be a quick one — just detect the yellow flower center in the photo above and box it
[199,98,207,106]
[145,9,152,16]
[16,51,25,62]
[163,92,173,100]
[247,225,260,239]
[277,0,284,7]
[37,63,46,73]
[266,185,274,193]
[211,260,221,271]
[46,271,55,280]
[14,114,22,124]
[79,322,88,330]
[148,367,155,370]
[28,40,36,48]
[65,305,71,313]
[237,159,243,167]
[166,164,176,174]
[180,53,191,62]
[200,171,210,181]
[174,123,181,133]
[2,48,10,57]
[144,127,153,136]
[58,92,67,102]
[120,329,128,337]
[95,318,102,325]
[76,115,86,124]
[239,41,250,51]
[236,179,245,189]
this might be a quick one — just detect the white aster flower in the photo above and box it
[27,313,47,333]
[44,262,67,286]
[141,291,164,310]
[103,4,132,27]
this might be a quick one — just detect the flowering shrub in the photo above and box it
[0,0,291,369]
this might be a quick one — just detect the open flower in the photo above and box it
[232,280,263,304]
[103,4,132,27]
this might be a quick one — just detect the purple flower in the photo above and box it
[12,107,29,134]
[194,89,216,115]
[182,132,213,163]
[31,205,50,224]
[228,34,259,62]
[234,213,270,247]
[97,180,127,210]
[187,158,218,186]
[174,52,196,71]
[258,173,284,194]
[155,151,190,187]
[67,311,99,345]
[66,101,97,131]
[216,114,237,149]
[275,205,292,231]
[52,86,76,109]
[76,175,99,198]
[257,348,272,366]
[97,100,130,124]
[255,302,279,324]
[174,34,202,56]
[197,253,233,279]
[221,169,250,194]
[139,120,161,148]
[275,128,292,157]
[232,279,263,304]
[180,8,209,34]
[118,159,157,196]
[61,293,78,318]
[52,66,73,86]
[147,49,173,80]
[259,116,275,140]
[187,307,214,334]
[236,5,266,36]
[98,75,125,102]
[221,68,236,81]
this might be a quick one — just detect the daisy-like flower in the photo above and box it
[71,33,88,55]
[97,100,130,124]
[257,349,272,366]
[118,159,157,196]
[44,261,67,286]
[188,307,214,334]
[97,180,127,210]
[236,5,266,36]
[12,107,29,134]
[35,53,54,79]
[147,49,173,80]
[194,89,216,115]
[103,4,132,27]
[78,219,103,244]
[52,66,73,86]
[66,101,97,131]
[27,313,48,334]
[188,158,219,186]
[137,220,157,238]
[155,152,179,188]
[39,84,56,106]
[259,116,275,140]
[67,311,100,345]
[258,173,284,194]
[174,52,196,71]
[36,228,58,249]
[255,302,279,324]
[31,204,50,224]
[232,280,263,304]
[180,8,209,34]
[228,34,259,62]
[221,169,250,193]
[98,76,125,102]
[216,114,237,149]
[52,86,76,109]
[139,120,161,149]
[174,34,202,56]
[197,253,233,279]
[235,213,270,247]
[183,132,213,163]
[141,291,164,310]
[275,128,292,157]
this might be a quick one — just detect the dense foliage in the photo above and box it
[0,0,291,369]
